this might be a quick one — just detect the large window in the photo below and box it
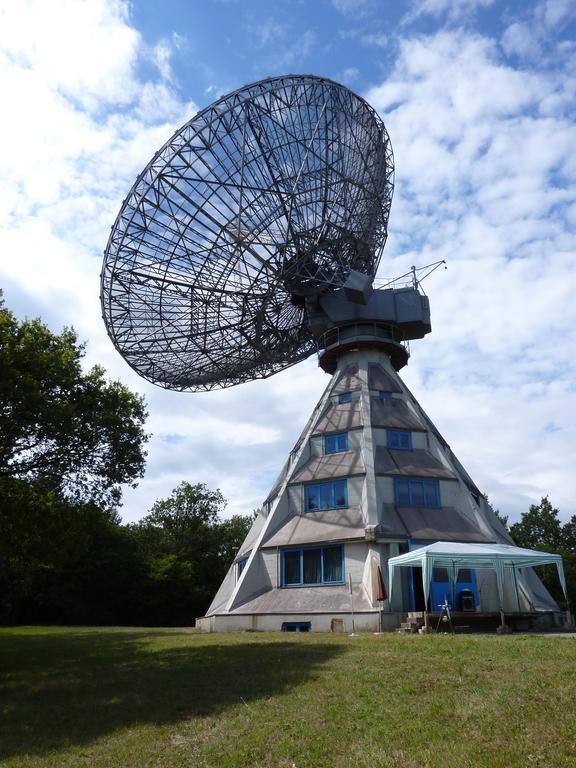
[394,478,440,508]
[282,545,344,586]
[387,430,412,450]
[305,479,348,511]
[324,432,348,454]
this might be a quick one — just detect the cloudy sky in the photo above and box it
[1,0,575,523]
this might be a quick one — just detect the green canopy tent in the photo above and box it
[388,541,567,626]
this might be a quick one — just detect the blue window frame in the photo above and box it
[237,557,248,580]
[338,392,352,403]
[387,430,412,450]
[324,432,348,454]
[379,391,393,399]
[282,622,311,632]
[394,478,440,508]
[305,479,348,511]
[282,545,344,586]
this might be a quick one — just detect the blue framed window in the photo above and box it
[237,557,248,580]
[379,391,393,399]
[324,432,348,454]
[387,430,412,450]
[394,478,440,508]
[338,392,352,403]
[305,479,348,511]
[282,545,344,586]
[282,622,311,632]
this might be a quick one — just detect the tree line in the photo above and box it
[505,497,576,611]
[0,294,573,624]
[0,295,251,625]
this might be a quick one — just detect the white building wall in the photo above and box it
[344,541,369,587]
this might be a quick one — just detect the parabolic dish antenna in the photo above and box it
[101,74,394,391]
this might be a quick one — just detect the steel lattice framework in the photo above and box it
[101,74,394,391]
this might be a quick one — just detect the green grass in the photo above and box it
[1,627,575,767]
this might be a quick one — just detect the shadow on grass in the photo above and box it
[0,629,343,760]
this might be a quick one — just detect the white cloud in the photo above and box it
[403,0,494,24]
[1,0,574,528]
[331,0,374,16]
[150,32,185,82]
[367,25,576,520]
[252,18,287,46]
[501,0,576,62]
[0,0,140,110]
[361,32,388,47]
[339,66,360,84]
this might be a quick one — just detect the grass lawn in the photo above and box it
[1,627,575,767]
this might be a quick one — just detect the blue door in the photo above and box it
[431,567,451,609]
[430,567,478,610]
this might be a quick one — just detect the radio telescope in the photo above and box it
[101,75,562,633]
[101,75,396,391]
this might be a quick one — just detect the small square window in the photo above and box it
[325,432,348,454]
[338,392,352,403]
[394,478,440,508]
[305,480,348,512]
[387,430,412,450]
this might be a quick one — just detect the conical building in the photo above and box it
[198,285,560,633]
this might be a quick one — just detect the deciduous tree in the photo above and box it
[0,296,148,505]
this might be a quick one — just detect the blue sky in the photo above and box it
[0,0,575,523]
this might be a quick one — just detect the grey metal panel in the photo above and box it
[367,363,402,392]
[316,288,431,341]
[313,401,362,434]
[236,512,266,558]
[370,398,426,430]
[291,449,365,483]
[264,457,290,504]
[230,584,373,613]
[374,447,397,474]
[396,507,496,543]
[379,503,410,537]
[332,364,362,394]
[374,447,456,479]
[263,506,366,547]
[206,564,237,615]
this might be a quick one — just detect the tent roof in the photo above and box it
[388,541,567,606]
[388,541,564,567]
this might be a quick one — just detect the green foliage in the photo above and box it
[133,482,253,624]
[0,296,148,505]
[510,496,575,609]
[0,478,144,624]
[0,479,253,625]
[0,296,253,626]
[510,496,563,551]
